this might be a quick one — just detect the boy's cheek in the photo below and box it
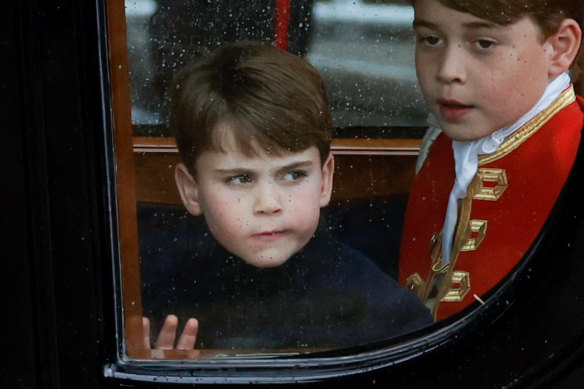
[293,207,321,233]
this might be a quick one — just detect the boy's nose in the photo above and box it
[252,183,283,216]
[437,45,466,84]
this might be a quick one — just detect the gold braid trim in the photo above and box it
[479,87,576,166]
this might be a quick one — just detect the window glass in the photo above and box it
[125,0,427,131]
[112,0,584,379]
[121,0,432,361]
[306,0,426,127]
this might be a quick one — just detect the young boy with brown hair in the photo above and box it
[142,41,432,351]
[399,0,584,321]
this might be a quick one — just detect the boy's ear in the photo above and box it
[319,153,335,207]
[175,162,203,216]
[546,18,582,79]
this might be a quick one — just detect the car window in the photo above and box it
[306,0,426,127]
[125,0,427,131]
[110,0,584,376]
[118,0,434,361]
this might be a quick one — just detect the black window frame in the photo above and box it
[5,0,584,387]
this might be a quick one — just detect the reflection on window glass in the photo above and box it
[124,0,433,359]
[307,0,426,126]
[125,0,427,132]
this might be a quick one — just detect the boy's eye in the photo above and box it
[418,34,442,47]
[228,174,253,185]
[282,170,307,182]
[474,39,495,50]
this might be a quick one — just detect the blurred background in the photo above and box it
[124,0,428,135]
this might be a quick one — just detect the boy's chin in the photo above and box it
[239,250,293,269]
[241,257,290,269]
[441,125,495,143]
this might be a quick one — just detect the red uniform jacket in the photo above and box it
[399,88,584,321]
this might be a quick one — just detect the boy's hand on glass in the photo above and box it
[142,314,199,350]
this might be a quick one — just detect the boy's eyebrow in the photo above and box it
[264,160,316,175]
[461,21,498,30]
[413,19,497,30]
[213,160,314,175]
[412,19,437,30]
[276,160,314,171]
[213,167,254,175]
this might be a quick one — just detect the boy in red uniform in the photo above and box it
[399,0,584,321]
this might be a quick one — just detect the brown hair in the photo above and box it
[429,0,583,38]
[409,0,584,80]
[169,41,333,175]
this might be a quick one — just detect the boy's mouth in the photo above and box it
[252,230,288,242]
[438,99,473,121]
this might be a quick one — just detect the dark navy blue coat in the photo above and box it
[140,210,432,350]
